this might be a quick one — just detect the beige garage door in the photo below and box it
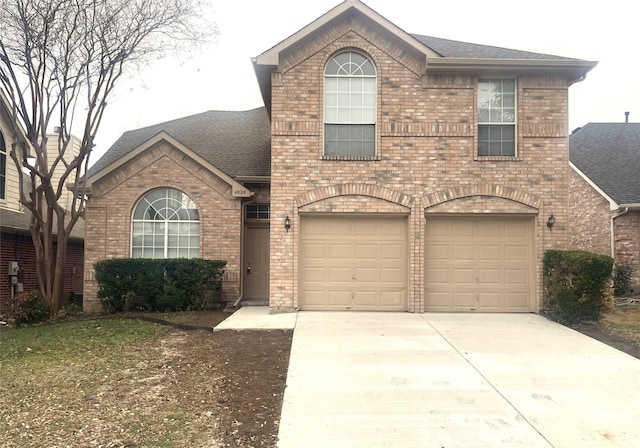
[300,215,407,311]
[425,216,535,312]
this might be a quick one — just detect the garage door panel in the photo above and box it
[452,245,475,261]
[329,244,352,259]
[506,293,528,309]
[479,245,501,260]
[452,269,475,284]
[478,269,501,284]
[426,216,534,312]
[381,243,404,259]
[453,292,476,307]
[478,221,501,237]
[452,221,475,237]
[354,267,377,282]
[302,267,326,282]
[328,267,352,282]
[302,243,326,259]
[380,267,404,284]
[425,268,448,284]
[354,244,377,259]
[505,245,527,261]
[300,216,407,311]
[505,268,527,285]
[427,244,449,260]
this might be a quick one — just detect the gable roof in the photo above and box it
[570,123,640,206]
[252,0,596,111]
[86,108,271,183]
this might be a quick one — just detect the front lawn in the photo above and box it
[0,313,292,447]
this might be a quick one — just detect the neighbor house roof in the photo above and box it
[86,108,271,182]
[570,123,640,206]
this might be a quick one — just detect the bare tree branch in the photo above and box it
[0,0,217,312]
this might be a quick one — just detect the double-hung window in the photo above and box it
[131,187,200,259]
[324,51,376,157]
[478,79,516,157]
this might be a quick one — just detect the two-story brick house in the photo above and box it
[82,0,596,313]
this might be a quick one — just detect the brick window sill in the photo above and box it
[320,155,381,162]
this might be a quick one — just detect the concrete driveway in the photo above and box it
[277,312,640,448]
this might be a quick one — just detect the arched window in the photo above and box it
[324,51,376,157]
[131,188,200,258]
[0,130,6,199]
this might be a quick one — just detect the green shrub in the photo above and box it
[543,250,614,323]
[612,264,633,297]
[94,258,226,313]
[10,291,50,326]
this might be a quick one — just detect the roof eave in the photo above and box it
[426,58,598,83]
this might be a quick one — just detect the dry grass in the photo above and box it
[600,304,640,345]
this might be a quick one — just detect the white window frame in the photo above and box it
[0,131,6,200]
[323,50,377,158]
[131,187,200,259]
[478,78,517,157]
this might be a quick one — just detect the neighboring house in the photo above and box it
[569,122,640,290]
[82,0,596,313]
[0,90,85,314]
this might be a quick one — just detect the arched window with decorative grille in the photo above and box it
[324,50,376,157]
[131,187,200,258]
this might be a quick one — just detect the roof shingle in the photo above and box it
[87,108,271,181]
[570,123,640,205]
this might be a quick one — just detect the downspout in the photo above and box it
[611,207,629,259]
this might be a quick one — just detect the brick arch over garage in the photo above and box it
[294,183,413,209]
[422,184,542,211]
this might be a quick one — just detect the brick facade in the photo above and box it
[83,141,247,311]
[0,231,83,315]
[568,168,612,256]
[267,16,571,312]
[569,168,640,289]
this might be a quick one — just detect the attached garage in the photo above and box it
[425,216,535,312]
[300,215,408,311]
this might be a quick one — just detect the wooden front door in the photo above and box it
[243,227,270,299]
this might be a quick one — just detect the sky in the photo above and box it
[90,0,640,165]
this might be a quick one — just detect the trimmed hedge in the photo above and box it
[95,258,226,313]
[543,250,613,323]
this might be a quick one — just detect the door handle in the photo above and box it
[246,264,251,275]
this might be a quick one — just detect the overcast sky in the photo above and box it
[90,0,639,164]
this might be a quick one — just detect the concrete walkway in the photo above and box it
[276,312,640,448]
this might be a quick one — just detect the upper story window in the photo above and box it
[0,131,6,199]
[131,187,199,259]
[478,79,516,157]
[324,51,376,158]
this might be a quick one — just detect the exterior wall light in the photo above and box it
[547,214,555,231]
[284,215,291,232]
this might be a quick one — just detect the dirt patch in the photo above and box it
[1,310,292,448]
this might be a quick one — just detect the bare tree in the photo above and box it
[0,0,216,313]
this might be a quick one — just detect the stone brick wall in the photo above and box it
[267,15,571,312]
[615,212,640,289]
[568,168,612,256]
[83,141,244,311]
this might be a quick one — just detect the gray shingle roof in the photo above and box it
[411,35,578,60]
[570,123,640,205]
[87,108,271,180]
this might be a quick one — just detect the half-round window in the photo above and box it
[131,187,200,258]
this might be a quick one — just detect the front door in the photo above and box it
[243,227,270,299]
